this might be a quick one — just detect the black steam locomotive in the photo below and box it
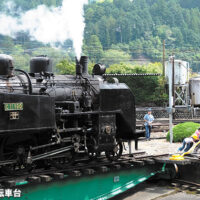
[0,54,136,175]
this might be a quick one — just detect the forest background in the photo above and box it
[0,0,199,105]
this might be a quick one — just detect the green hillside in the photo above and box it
[83,0,200,70]
[0,0,200,71]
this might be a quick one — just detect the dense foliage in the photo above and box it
[0,0,200,105]
[0,0,200,71]
[0,0,62,10]
[56,60,167,105]
[83,0,200,70]
[167,122,200,143]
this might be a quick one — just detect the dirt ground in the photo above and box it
[125,132,182,155]
[113,182,200,200]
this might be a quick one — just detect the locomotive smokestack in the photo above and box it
[80,56,88,75]
[76,57,82,76]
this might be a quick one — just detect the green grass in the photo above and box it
[167,122,200,143]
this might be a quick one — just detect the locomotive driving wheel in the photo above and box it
[0,135,36,175]
[106,141,123,161]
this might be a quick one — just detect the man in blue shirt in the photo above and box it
[144,108,154,141]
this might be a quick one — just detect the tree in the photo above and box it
[84,35,104,63]
[56,59,75,75]
[1,0,200,72]
[0,36,14,51]
[106,62,167,106]
[100,49,131,66]
[56,59,94,75]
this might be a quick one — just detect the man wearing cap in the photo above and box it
[144,108,154,141]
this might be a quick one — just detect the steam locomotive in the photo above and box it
[0,54,136,175]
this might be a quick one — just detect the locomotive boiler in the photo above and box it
[0,54,136,175]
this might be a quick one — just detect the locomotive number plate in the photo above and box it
[4,102,23,111]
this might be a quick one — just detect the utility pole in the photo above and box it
[172,56,175,107]
[169,56,174,144]
[163,40,165,76]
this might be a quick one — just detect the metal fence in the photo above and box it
[136,107,197,120]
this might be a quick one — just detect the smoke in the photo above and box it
[0,0,88,58]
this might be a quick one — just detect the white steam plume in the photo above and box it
[0,0,88,58]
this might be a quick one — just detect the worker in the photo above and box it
[177,128,200,153]
[144,108,154,141]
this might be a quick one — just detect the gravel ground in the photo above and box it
[122,183,174,200]
[136,138,181,155]
[124,132,182,155]
[113,182,200,200]
[157,192,200,200]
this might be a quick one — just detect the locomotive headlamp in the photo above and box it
[105,126,112,134]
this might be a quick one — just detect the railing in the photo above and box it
[136,107,200,120]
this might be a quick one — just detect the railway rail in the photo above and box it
[2,151,200,188]
[0,153,169,188]
[0,152,199,199]
[171,179,200,193]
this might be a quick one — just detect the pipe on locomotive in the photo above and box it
[103,73,161,77]
[76,56,89,76]
[15,69,33,94]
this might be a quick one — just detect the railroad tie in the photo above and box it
[71,170,82,177]
[98,166,109,173]
[27,176,41,183]
[171,182,180,188]
[196,188,200,194]
[112,164,121,170]
[145,159,156,165]
[129,160,145,166]
[121,162,133,168]
[52,173,65,180]
[83,169,95,175]
[181,184,190,190]
[190,186,197,191]
[39,175,52,183]
[3,180,16,188]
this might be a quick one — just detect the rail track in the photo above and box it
[0,152,169,188]
[1,151,200,199]
[171,179,200,193]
